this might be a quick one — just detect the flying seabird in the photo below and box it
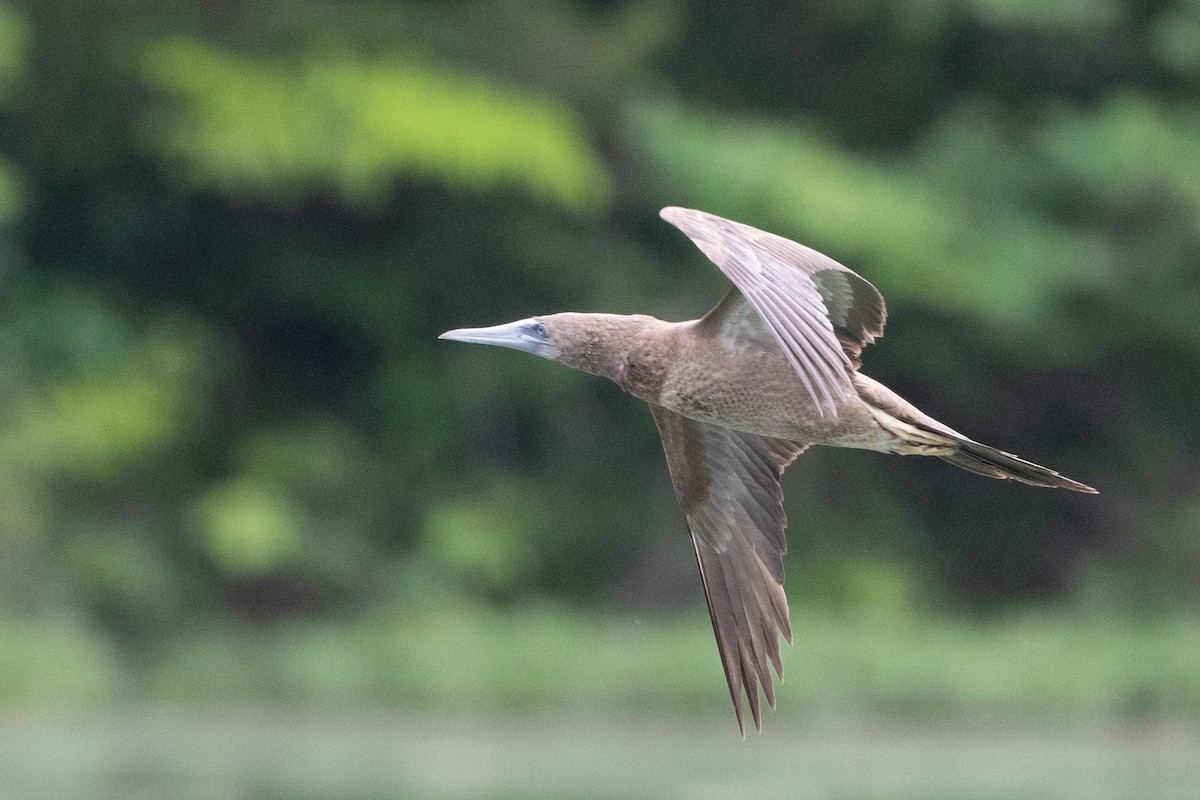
[440,206,1096,734]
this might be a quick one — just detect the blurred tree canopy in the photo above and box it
[0,0,1198,655]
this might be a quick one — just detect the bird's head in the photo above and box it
[440,312,663,382]
[438,317,562,361]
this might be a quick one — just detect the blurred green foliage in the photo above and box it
[0,0,1198,719]
[142,38,610,209]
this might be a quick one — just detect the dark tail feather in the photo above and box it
[863,401,1097,494]
[939,439,1097,494]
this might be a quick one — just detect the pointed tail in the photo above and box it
[938,438,1097,493]
[864,403,1097,494]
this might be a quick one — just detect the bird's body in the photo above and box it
[441,207,1095,735]
[549,311,911,448]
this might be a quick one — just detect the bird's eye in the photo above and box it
[532,322,548,338]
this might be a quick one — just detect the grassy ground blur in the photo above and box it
[4,594,1199,797]
[6,602,1199,723]
[4,709,1198,800]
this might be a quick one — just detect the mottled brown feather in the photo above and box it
[662,207,887,415]
[649,405,807,735]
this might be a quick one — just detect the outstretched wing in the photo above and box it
[661,206,887,417]
[649,405,808,735]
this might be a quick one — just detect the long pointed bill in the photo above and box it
[438,318,559,360]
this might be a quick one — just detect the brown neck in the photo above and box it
[544,313,674,396]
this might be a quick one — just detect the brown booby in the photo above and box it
[440,206,1096,734]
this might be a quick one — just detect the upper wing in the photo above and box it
[661,206,887,417]
[649,405,808,735]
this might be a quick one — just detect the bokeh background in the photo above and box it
[1,0,1199,797]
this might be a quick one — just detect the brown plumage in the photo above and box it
[440,206,1096,735]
